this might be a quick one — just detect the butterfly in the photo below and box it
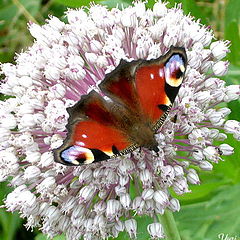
[54,46,187,166]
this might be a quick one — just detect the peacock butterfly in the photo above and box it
[54,46,187,166]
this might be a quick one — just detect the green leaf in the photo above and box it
[228,100,240,121]
[95,0,131,9]
[53,0,132,9]
[0,94,15,101]
[0,210,22,240]
[134,215,153,240]
[0,0,41,63]
[175,184,240,240]
[180,0,208,25]
[0,0,40,28]
[167,0,208,25]
[213,134,240,184]
[224,21,240,66]
[172,181,226,205]
[0,4,18,29]
[44,4,67,19]
[19,0,41,17]
[35,233,66,240]
[53,0,91,7]
[225,0,240,65]
[145,0,155,9]
[225,0,240,23]
[222,64,240,85]
[0,183,21,240]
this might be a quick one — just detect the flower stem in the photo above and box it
[12,0,38,23]
[157,210,182,240]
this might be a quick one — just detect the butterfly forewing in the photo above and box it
[99,59,142,111]
[135,47,187,126]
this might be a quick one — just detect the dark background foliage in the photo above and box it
[0,0,240,239]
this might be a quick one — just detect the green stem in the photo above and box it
[12,0,38,24]
[157,210,182,240]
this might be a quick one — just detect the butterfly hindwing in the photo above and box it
[54,90,134,165]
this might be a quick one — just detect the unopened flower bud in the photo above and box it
[212,61,229,76]
[147,223,165,239]
[125,219,137,239]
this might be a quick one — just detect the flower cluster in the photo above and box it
[0,1,239,239]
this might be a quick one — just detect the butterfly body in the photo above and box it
[105,99,158,151]
[54,46,187,166]
[119,113,158,151]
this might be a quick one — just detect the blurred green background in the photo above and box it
[0,0,240,240]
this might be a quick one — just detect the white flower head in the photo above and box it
[1,1,239,239]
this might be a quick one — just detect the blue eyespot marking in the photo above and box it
[164,54,186,86]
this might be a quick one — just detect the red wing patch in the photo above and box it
[135,62,167,123]
[55,120,132,165]
[73,121,130,152]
